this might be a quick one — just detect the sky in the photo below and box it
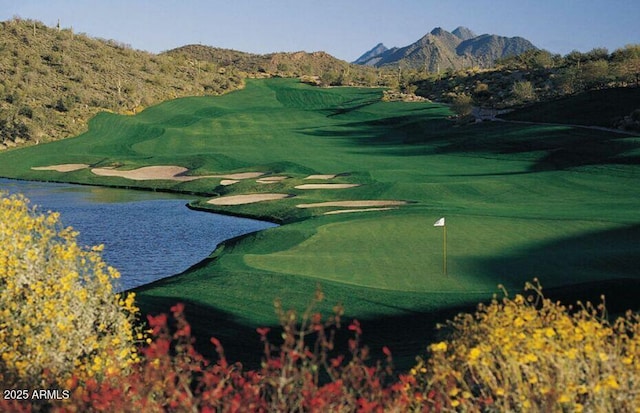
[1,0,638,62]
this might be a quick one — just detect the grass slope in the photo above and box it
[1,78,639,369]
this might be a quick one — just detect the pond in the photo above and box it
[0,178,277,291]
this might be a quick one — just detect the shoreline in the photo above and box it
[0,176,281,293]
[0,174,284,224]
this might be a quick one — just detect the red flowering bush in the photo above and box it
[40,288,422,412]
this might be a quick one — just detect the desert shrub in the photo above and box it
[414,279,640,412]
[0,192,142,388]
[473,82,491,101]
[511,80,536,103]
[450,93,473,117]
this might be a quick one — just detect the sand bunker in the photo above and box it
[91,166,199,181]
[207,193,291,205]
[33,163,265,182]
[304,174,338,180]
[220,172,265,180]
[295,184,360,190]
[220,180,239,186]
[257,176,288,184]
[32,164,89,172]
[324,207,395,215]
[296,200,407,208]
[90,166,264,182]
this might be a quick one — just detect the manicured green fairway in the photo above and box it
[1,78,639,369]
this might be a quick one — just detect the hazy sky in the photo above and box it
[1,0,638,61]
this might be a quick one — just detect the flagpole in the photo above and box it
[434,217,447,276]
[443,224,447,276]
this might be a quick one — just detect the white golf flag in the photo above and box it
[434,217,445,227]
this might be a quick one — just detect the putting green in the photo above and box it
[242,213,624,292]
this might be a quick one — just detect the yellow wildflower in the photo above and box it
[558,394,571,403]
[430,341,448,353]
[468,347,481,362]
[604,375,619,389]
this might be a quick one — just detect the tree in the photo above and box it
[361,70,378,86]
[584,47,609,62]
[338,65,352,86]
[565,50,586,66]
[531,50,555,69]
[578,59,610,89]
[611,44,640,87]
[555,67,579,94]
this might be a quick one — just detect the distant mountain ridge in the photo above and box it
[352,43,391,66]
[165,44,349,76]
[353,26,537,71]
[164,44,379,87]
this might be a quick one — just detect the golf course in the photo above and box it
[1,78,639,368]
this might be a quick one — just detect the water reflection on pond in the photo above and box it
[0,179,277,291]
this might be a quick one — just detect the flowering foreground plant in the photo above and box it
[0,192,142,390]
[1,192,639,412]
[417,281,640,412]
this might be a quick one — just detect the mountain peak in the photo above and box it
[452,26,476,41]
[430,27,448,36]
[353,26,537,72]
[352,42,389,65]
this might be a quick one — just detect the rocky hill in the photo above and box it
[164,45,379,86]
[0,17,244,148]
[354,26,537,71]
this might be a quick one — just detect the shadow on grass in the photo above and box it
[300,113,640,172]
[135,294,267,367]
[134,292,478,373]
[501,87,640,127]
[135,278,640,374]
[324,99,380,117]
[476,224,640,313]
